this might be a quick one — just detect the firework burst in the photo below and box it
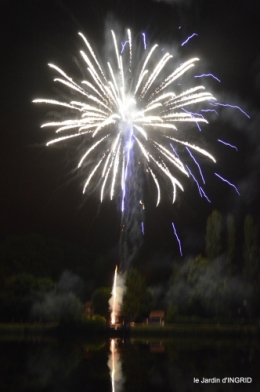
[33,29,217,208]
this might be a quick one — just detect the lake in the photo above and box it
[0,335,259,391]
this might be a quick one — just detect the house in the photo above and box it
[148,310,165,325]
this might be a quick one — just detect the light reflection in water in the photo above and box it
[108,339,125,392]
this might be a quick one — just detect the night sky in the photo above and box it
[1,0,260,264]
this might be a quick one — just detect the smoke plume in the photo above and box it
[109,271,126,324]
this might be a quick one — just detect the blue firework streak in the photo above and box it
[172,222,183,256]
[181,33,198,46]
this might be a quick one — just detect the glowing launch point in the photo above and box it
[111,265,118,325]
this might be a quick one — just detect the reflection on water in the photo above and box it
[0,336,259,391]
[108,339,125,392]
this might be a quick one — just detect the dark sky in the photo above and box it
[1,0,260,260]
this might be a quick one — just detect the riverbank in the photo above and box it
[129,321,260,337]
[0,319,259,339]
[0,322,59,338]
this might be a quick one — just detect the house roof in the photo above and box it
[149,310,165,318]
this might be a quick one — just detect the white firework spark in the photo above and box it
[33,29,217,208]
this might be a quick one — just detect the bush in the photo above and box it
[59,314,106,334]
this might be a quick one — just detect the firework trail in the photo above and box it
[186,146,205,184]
[201,108,218,115]
[141,221,145,235]
[172,222,183,256]
[181,33,198,46]
[218,139,238,151]
[194,73,221,83]
[109,267,126,324]
[210,102,250,118]
[142,32,147,50]
[185,164,202,197]
[214,173,241,195]
[199,187,211,203]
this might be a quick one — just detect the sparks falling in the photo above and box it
[218,139,238,151]
[33,29,217,208]
[214,173,241,195]
[181,33,198,46]
[211,102,250,119]
[194,73,221,83]
[172,222,183,256]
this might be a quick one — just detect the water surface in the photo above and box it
[0,336,259,391]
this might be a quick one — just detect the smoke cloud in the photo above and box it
[167,255,253,317]
[213,92,260,210]
[57,270,85,297]
[31,271,84,321]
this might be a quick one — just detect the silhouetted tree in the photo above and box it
[243,214,259,283]
[226,214,236,259]
[205,210,223,259]
[121,269,148,322]
[91,287,111,319]
[0,273,55,321]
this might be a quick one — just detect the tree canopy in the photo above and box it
[205,210,223,259]
[121,269,150,322]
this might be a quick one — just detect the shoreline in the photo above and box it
[0,320,259,338]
